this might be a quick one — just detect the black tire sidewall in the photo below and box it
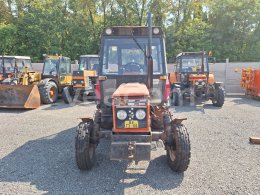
[39,81,58,104]
[167,124,191,172]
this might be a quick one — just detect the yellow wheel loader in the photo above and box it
[39,55,72,104]
[0,56,41,109]
[0,55,73,109]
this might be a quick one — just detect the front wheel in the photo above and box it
[75,121,96,170]
[166,124,191,172]
[171,90,181,106]
[39,81,58,104]
[212,86,225,107]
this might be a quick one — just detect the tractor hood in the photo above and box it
[113,83,149,97]
[189,74,207,80]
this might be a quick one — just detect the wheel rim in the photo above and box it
[169,148,177,161]
[49,87,56,99]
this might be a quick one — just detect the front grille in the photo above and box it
[115,107,147,129]
[73,80,84,86]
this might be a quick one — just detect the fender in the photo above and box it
[214,82,223,88]
[170,82,181,90]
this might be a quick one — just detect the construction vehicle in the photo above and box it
[62,55,100,104]
[169,52,225,107]
[0,56,41,108]
[39,55,73,104]
[0,56,32,83]
[240,68,260,99]
[0,55,73,108]
[75,13,191,172]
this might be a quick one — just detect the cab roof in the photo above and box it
[102,26,164,37]
[1,56,31,60]
[176,52,207,58]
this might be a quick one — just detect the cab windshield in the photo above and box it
[43,59,59,75]
[180,56,208,72]
[80,57,99,71]
[1,58,32,73]
[102,38,163,75]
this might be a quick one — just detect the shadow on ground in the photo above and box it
[42,100,96,111]
[0,128,183,194]
[0,108,32,114]
[172,100,222,113]
[230,97,260,107]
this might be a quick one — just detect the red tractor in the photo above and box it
[75,14,191,172]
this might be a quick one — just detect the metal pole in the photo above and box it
[147,12,153,92]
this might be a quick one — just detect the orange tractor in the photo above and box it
[169,52,225,107]
[75,14,191,172]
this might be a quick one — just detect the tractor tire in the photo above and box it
[166,124,191,172]
[75,121,96,170]
[39,81,58,104]
[62,86,74,104]
[212,87,225,107]
[171,91,180,106]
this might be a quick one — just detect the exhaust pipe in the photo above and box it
[147,12,153,93]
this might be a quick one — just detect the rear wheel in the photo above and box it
[212,87,225,107]
[166,124,191,172]
[62,86,74,104]
[39,81,58,104]
[75,121,96,170]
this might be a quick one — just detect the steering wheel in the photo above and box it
[123,62,143,73]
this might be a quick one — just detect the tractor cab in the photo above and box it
[79,55,100,72]
[176,52,209,73]
[174,52,209,88]
[42,55,72,86]
[0,56,32,83]
[99,26,167,108]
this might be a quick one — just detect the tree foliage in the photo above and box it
[0,0,259,62]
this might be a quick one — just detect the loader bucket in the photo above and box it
[0,84,41,109]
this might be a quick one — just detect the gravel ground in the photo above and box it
[0,97,259,195]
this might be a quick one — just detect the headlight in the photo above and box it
[195,81,199,85]
[105,28,112,35]
[153,27,160,34]
[81,80,84,84]
[201,81,206,85]
[135,109,146,120]
[117,110,127,120]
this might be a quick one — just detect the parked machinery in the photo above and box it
[169,52,225,107]
[62,55,100,104]
[0,55,73,108]
[240,68,260,99]
[39,55,73,104]
[75,14,191,172]
[0,56,41,108]
[79,55,100,72]
[0,55,33,84]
